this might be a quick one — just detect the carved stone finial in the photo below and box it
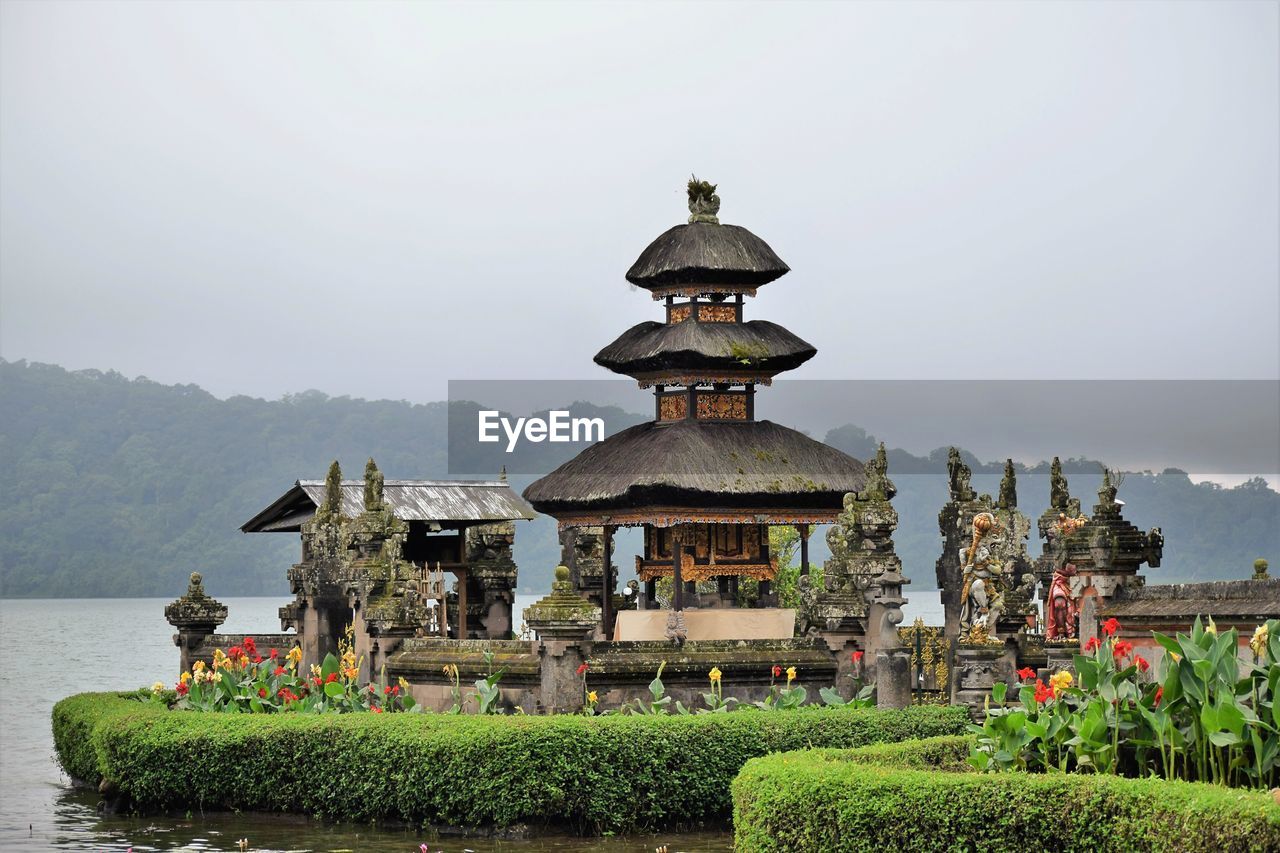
[499,465,507,482]
[322,460,343,516]
[187,571,205,596]
[998,459,1017,510]
[687,176,720,224]
[523,565,600,640]
[947,447,975,502]
[1049,457,1069,510]
[363,457,385,512]
[862,442,896,500]
[1255,559,1271,581]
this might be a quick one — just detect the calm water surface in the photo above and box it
[0,594,943,852]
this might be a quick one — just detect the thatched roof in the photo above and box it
[242,480,535,533]
[523,419,866,516]
[1101,579,1280,623]
[594,320,816,378]
[625,223,789,290]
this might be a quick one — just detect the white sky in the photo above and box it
[2,1,1278,403]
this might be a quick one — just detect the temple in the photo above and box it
[525,178,868,640]
[165,179,1276,715]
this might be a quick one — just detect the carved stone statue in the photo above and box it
[1045,562,1080,641]
[958,512,1003,633]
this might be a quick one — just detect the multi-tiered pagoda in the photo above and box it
[525,180,866,627]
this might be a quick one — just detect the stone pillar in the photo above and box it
[951,643,1004,713]
[523,566,601,713]
[1044,641,1077,680]
[164,572,228,675]
[876,648,912,709]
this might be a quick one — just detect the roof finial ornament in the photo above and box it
[687,175,720,224]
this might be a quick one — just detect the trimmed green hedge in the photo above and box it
[53,692,967,833]
[732,736,1280,852]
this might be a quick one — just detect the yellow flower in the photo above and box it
[192,660,206,673]
[398,676,410,691]
[310,663,322,678]
[587,690,598,704]
[786,666,797,685]
[1206,616,1218,637]
[238,655,250,668]
[1049,670,1073,697]
[1171,652,1181,663]
[150,681,165,693]
[1250,623,1270,658]
[180,672,192,684]
[709,667,722,683]
[287,646,303,666]
[343,667,358,681]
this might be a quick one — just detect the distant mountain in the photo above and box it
[1,359,1275,599]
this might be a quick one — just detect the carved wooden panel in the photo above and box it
[668,304,692,324]
[695,392,747,420]
[658,394,688,421]
[698,304,737,323]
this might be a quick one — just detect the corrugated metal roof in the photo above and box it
[242,479,536,533]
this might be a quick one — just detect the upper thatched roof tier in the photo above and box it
[523,420,866,521]
[594,319,816,379]
[625,222,790,292]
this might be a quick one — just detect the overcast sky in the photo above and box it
[2,1,1277,405]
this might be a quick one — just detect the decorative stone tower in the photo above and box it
[523,566,601,712]
[165,572,228,675]
[799,444,911,706]
[936,448,995,638]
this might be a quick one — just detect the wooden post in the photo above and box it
[672,528,684,611]
[799,524,810,576]
[758,523,771,607]
[601,525,614,638]
[457,569,468,639]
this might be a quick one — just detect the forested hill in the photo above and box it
[1,359,1276,599]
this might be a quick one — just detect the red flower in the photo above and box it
[258,688,268,698]
[576,663,589,676]
[325,672,339,684]
[1017,667,1036,682]
[1154,685,1164,707]
[228,646,242,659]
[384,685,393,694]
[1102,618,1120,637]
[772,665,782,678]
[1033,679,1053,704]
[1112,640,1134,661]
[175,681,190,697]
[372,706,383,714]
[312,676,322,687]
[243,637,257,655]
[252,655,263,664]
[1084,637,1102,652]
[368,684,376,693]
[852,651,864,664]
[391,685,400,695]
[277,688,297,702]
[269,648,279,660]
[273,666,286,676]
[1135,655,1150,672]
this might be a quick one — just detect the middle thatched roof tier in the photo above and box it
[594,319,817,381]
[523,419,867,527]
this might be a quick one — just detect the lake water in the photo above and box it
[0,593,943,852]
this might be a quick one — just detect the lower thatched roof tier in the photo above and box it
[594,320,816,379]
[625,223,789,290]
[523,420,866,522]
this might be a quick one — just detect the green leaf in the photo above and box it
[324,680,345,699]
